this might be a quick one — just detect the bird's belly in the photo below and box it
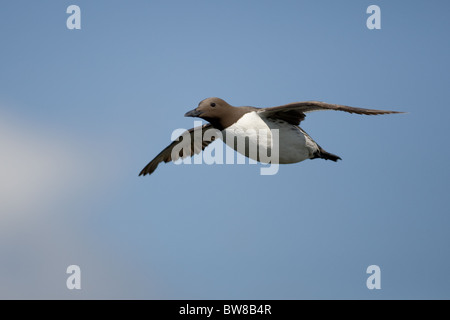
[277,128,312,163]
[222,112,316,164]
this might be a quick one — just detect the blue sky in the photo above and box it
[0,0,449,299]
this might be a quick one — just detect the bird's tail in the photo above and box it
[312,147,342,162]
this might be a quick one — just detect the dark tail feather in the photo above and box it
[312,147,342,162]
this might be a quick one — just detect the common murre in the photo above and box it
[139,97,403,176]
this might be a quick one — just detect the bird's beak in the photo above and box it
[184,108,203,118]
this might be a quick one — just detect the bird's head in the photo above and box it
[184,97,233,129]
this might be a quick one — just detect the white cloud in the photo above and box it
[0,114,92,223]
[0,110,150,299]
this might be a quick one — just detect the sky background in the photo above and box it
[0,0,449,299]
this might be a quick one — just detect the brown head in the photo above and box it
[185,97,255,130]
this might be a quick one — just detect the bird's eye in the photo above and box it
[210,103,216,107]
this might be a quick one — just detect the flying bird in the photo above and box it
[139,98,403,176]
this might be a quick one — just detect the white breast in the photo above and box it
[222,111,318,164]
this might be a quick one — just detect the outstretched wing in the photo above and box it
[139,123,218,176]
[258,101,404,126]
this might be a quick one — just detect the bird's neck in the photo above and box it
[203,117,225,131]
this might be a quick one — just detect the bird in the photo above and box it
[139,97,403,176]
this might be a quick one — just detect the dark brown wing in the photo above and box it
[139,124,218,176]
[257,101,404,125]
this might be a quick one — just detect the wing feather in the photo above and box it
[139,124,218,176]
[258,101,403,125]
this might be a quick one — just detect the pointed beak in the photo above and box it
[184,108,203,118]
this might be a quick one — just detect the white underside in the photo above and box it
[222,111,318,164]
